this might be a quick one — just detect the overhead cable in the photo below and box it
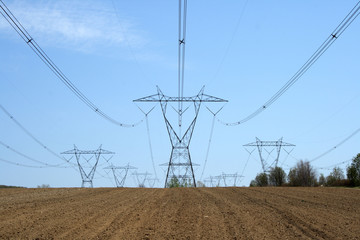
[0,157,50,168]
[241,148,254,177]
[137,105,157,179]
[177,0,188,130]
[310,127,360,163]
[0,104,69,164]
[209,0,249,86]
[0,0,143,128]
[315,158,353,170]
[0,140,71,168]
[200,106,224,180]
[219,1,360,126]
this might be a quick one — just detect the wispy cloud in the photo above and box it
[0,0,145,52]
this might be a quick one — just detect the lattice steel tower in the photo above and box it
[244,137,295,173]
[134,0,227,187]
[134,87,226,187]
[62,145,114,187]
[104,163,137,187]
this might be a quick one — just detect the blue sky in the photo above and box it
[1,0,360,188]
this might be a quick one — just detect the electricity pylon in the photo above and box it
[61,145,114,187]
[104,163,137,187]
[222,173,244,187]
[133,171,152,188]
[147,178,159,188]
[134,86,227,188]
[212,175,223,187]
[244,137,295,173]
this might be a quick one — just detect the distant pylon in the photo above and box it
[244,137,295,172]
[104,163,137,187]
[221,173,244,187]
[61,145,114,187]
[146,178,159,188]
[133,171,152,188]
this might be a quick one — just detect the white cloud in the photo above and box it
[0,0,145,52]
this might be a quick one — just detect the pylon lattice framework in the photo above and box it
[221,173,244,187]
[243,137,295,173]
[206,173,244,187]
[147,178,159,188]
[104,163,137,187]
[134,86,227,188]
[133,171,152,187]
[61,145,114,187]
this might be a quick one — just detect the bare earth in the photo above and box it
[0,187,359,239]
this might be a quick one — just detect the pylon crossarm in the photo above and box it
[168,162,199,166]
[133,94,160,102]
[244,141,295,147]
[134,88,227,103]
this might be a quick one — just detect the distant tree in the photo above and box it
[168,177,194,188]
[288,168,298,186]
[249,180,257,187]
[255,172,268,187]
[288,160,317,187]
[326,167,345,186]
[168,177,180,188]
[347,153,360,187]
[182,178,193,187]
[37,184,50,188]
[332,167,345,180]
[318,173,326,186]
[269,167,287,186]
[0,185,24,188]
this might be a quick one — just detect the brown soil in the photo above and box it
[0,187,359,239]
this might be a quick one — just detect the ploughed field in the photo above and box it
[0,187,359,239]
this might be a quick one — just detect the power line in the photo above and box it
[110,0,150,82]
[287,93,360,142]
[241,148,254,177]
[0,140,71,168]
[0,157,51,168]
[310,127,360,163]
[200,106,224,180]
[218,1,360,126]
[0,104,69,164]
[315,158,353,170]
[137,106,157,180]
[208,0,249,86]
[177,0,188,131]
[0,0,143,128]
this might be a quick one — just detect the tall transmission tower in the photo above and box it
[61,145,114,187]
[134,87,227,188]
[244,137,295,173]
[104,163,137,187]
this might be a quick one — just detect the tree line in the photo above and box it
[250,153,360,187]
